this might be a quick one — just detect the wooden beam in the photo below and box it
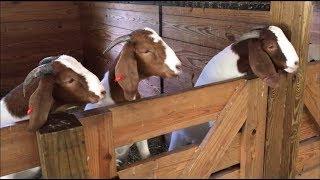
[240,79,268,178]
[111,79,246,147]
[296,137,320,175]
[264,1,313,178]
[118,133,241,179]
[304,62,320,128]
[36,113,88,178]
[79,109,116,178]
[180,81,247,178]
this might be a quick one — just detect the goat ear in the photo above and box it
[115,43,139,101]
[248,39,280,88]
[28,76,54,131]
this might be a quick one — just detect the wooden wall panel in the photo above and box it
[79,2,161,98]
[162,6,270,93]
[0,1,83,97]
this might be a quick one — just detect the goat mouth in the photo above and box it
[284,66,298,73]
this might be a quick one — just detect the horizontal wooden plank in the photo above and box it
[0,1,77,11]
[162,12,268,49]
[1,5,79,23]
[0,122,39,176]
[296,137,320,175]
[162,37,218,93]
[163,6,270,24]
[80,7,158,32]
[111,78,246,147]
[1,20,81,45]
[79,2,158,13]
[118,133,241,178]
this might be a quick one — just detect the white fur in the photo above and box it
[0,99,28,128]
[144,27,161,43]
[56,55,105,98]
[195,45,245,86]
[268,26,299,73]
[144,27,182,75]
[168,26,300,151]
[84,72,115,110]
[169,44,245,151]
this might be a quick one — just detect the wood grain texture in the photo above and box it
[180,82,247,178]
[0,1,83,95]
[162,6,270,24]
[118,133,241,179]
[0,122,39,176]
[162,14,268,50]
[36,114,88,178]
[264,1,313,178]
[296,137,320,175]
[304,62,320,128]
[79,110,116,179]
[110,79,246,147]
[240,79,268,178]
[163,38,219,94]
[300,108,320,141]
[296,165,320,179]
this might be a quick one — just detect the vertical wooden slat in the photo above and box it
[264,1,313,178]
[80,110,116,178]
[240,79,268,178]
[180,82,247,178]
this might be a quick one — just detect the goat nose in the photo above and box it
[101,90,106,95]
[175,64,182,71]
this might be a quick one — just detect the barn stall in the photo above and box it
[0,1,319,179]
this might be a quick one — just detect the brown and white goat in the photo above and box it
[168,25,300,151]
[0,55,106,131]
[85,27,182,166]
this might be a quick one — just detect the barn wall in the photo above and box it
[0,1,83,96]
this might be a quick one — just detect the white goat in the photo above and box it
[168,25,299,151]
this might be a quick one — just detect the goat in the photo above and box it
[0,55,106,179]
[85,27,182,167]
[168,25,299,151]
[0,55,106,131]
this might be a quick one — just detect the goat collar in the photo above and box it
[115,74,125,82]
[27,106,33,115]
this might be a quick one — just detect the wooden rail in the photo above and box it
[1,62,318,178]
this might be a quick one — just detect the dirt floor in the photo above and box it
[126,135,168,166]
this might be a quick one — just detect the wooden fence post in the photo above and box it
[36,112,88,178]
[264,1,313,178]
[240,79,268,178]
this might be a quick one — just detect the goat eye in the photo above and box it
[66,78,74,83]
[268,45,276,51]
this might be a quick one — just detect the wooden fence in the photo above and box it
[1,62,319,178]
[0,1,319,179]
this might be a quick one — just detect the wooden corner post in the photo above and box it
[36,112,89,178]
[264,1,313,178]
